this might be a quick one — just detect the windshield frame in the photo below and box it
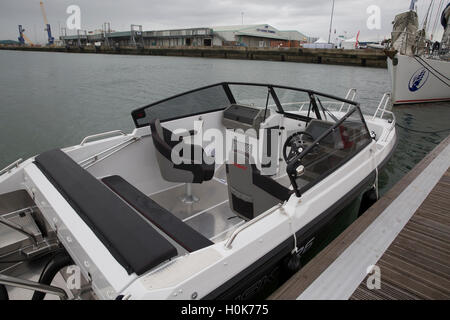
[286,105,373,197]
[130,82,360,127]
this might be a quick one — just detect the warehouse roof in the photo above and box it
[279,30,309,41]
[212,24,267,32]
[61,31,132,40]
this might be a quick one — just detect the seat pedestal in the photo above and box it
[180,183,199,204]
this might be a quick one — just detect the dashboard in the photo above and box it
[222,104,270,134]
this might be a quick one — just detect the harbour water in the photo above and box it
[1,50,449,196]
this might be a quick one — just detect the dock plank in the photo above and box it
[380,253,450,293]
[350,166,450,300]
[387,244,450,279]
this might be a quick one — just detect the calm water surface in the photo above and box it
[0,49,449,194]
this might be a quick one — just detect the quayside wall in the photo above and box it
[0,46,387,68]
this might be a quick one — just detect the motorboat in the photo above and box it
[386,1,450,105]
[0,83,397,300]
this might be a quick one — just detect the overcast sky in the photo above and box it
[0,0,446,44]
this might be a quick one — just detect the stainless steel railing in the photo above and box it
[80,130,127,146]
[224,203,283,249]
[0,158,23,176]
[372,92,396,142]
[78,137,139,169]
[372,92,394,122]
[0,274,69,300]
[339,88,357,112]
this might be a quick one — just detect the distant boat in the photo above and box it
[366,43,385,50]
[386,1,450,105]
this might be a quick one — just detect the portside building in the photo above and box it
[60,24,311,48]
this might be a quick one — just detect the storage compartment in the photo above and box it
[0,190,58,274]
[222,104,269,134]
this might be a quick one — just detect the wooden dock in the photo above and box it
[269,134,450,300]
[351,167,450,299]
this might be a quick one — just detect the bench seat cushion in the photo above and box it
[34,149,177,275]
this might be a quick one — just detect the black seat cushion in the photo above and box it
[150,119,215,183]
[102,175,213,252]
[34,149,177,275]
[150,120,174,160]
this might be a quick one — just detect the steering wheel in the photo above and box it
[283,131,316,163]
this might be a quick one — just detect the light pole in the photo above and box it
[328,0,335,44]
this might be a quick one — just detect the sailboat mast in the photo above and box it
[422,0,434,35]
[328,0,335,44]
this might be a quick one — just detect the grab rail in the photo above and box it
[339,88,357,112]
[78,136,139,169]
[224,203,283,249]
[372,92,396,142]
[0,274,68,300]
[287,88,357,114]
[267,88,357,114]
[0,158,23,176]
[80,130,126,146]
[372,92,392,121]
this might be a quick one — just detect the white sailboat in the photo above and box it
[387,0,450,105]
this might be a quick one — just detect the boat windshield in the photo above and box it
[286,105,373,197]
[131,82,371,197]
[131,82,359,127]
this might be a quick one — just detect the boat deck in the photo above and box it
[269,134,450,300]
[149,164,292,243]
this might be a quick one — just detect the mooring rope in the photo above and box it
[413,55,450,87]
[374,166,379,200]
[415,55,450,81]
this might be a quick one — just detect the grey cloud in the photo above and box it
[0,0,444,43]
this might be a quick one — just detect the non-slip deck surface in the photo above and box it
[102,175,213,252]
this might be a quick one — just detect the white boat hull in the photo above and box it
[388,54,450,105]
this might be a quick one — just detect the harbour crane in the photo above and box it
[39,1,54,45]
[18,25,34,46]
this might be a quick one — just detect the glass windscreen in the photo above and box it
[289,106,372,195]
[273,88,312,114]
[313,93,355,118]
[228,84,278,113]
[131,83,360,129]
[132,84,231,127]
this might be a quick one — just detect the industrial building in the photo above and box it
[60,24,311,48]
[211,24,308,47]
[280,30,317,46]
